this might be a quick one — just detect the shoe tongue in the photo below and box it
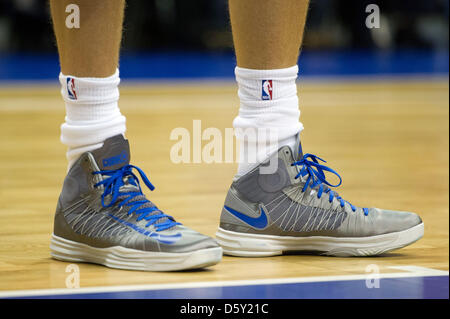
[92,134,131,171]
[292,133,304,161]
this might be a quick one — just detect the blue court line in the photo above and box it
[0,50,448,81]
[9,276,449,299]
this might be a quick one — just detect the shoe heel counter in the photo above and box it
[53,189,86,242]
[53,196,67,236]
[219,185,255,231]
[220,185,235,229]
[53,154,93,239]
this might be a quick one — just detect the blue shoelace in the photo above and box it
[291,153,369,216]
[93,164,181,231]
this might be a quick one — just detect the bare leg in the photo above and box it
[228,0,309,69]
[50,0,125,77]
[50,0,127,168]
[229,0,310,176]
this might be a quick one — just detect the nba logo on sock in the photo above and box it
[262,80,273,100]
[67,78,77,100]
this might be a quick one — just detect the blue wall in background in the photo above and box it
[0,50,448,81]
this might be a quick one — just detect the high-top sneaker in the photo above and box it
[51,135,222,271]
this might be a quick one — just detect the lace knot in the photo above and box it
[93,164,181,231]
[292,153,369,216]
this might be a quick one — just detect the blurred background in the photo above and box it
[0,0,448,80]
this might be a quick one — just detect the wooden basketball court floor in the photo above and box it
[0,77,448,298]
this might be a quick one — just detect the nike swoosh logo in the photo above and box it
[224,205,268,229]
[108,214,181,244]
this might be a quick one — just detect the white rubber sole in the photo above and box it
[50,234,223,271]
[216,223,424,257]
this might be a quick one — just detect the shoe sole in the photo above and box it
[50,234,223,271]
[216,222,424,257]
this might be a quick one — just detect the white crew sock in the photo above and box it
[59,69,126,169]
[233,65,303,177]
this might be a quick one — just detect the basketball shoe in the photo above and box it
[51,135,222,271]
[216,137,424,257]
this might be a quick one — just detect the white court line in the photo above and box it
[0,266,447,298]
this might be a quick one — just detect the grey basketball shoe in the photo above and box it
[51,135,222,271]
[216,138,424,257]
